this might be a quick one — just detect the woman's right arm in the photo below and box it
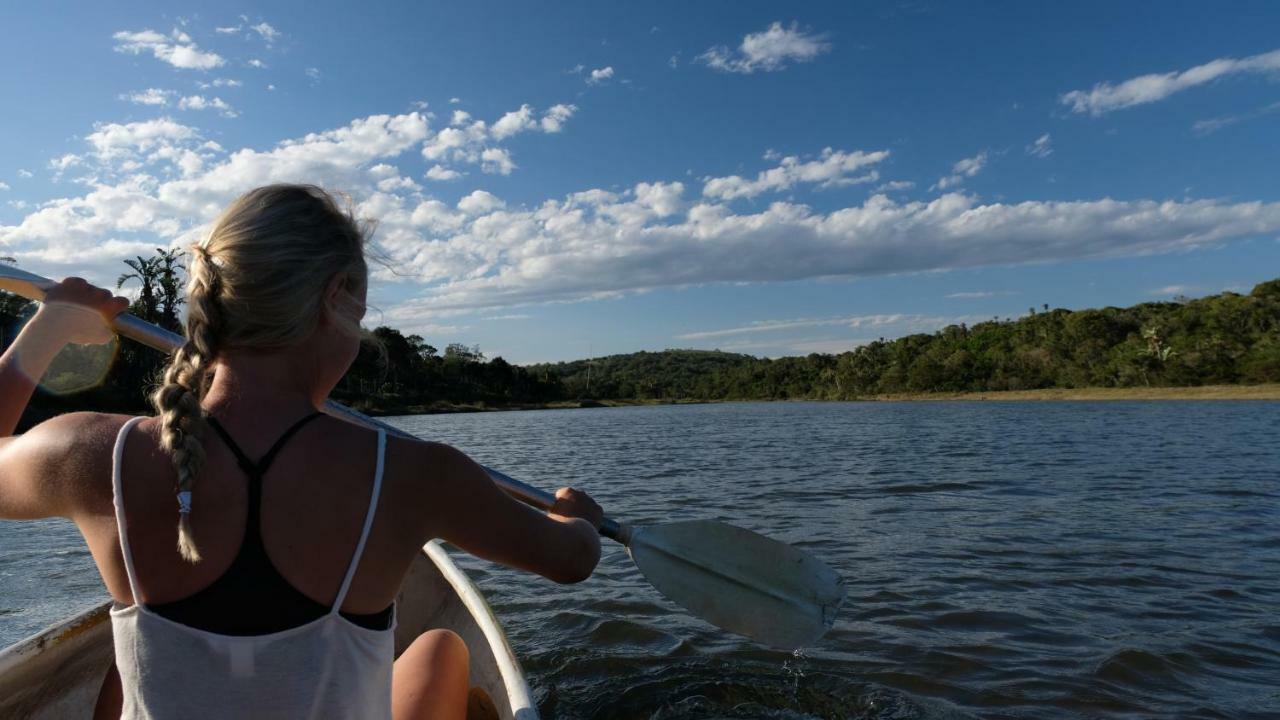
[410,441,603,584]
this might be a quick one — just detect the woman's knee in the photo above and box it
[400,628,469,675]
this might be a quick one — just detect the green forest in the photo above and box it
[2,250,1278,423]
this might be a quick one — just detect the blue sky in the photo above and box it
[1,1,1278,363]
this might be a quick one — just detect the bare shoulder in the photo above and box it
[9,411,137,516]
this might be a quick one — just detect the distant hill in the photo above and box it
[526,279,1280,400]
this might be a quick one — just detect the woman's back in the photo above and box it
[109,414,397,719]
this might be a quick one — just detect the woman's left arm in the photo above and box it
[0,278,128,518]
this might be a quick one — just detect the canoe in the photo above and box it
[0,540,538,719]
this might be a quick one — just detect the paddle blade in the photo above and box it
[626,520,845,650]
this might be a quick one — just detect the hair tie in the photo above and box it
[177,491,193,515]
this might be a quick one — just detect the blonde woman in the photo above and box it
[0,185,603,720]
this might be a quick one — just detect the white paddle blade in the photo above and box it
[626,520,845,650]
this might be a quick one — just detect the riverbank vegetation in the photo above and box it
[2,251,1277,422]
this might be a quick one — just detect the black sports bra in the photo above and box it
[148,412,394,636]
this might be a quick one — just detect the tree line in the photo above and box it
[2,250,1278,425]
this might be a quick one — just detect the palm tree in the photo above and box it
[153,248,186,332]
[117,256,160,323]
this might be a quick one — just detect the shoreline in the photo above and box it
[351,383,1280,416]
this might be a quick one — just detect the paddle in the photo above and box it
[1,263,846,650]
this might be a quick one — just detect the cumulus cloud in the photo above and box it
[426,165,463,181]
[1026,133,1052,158]
[934,151,987,190]
[250,22,281,44]
[18,170,33,179]
[120,88,175,106]
[198,78,243,89]
[491,104,578,139]
[112,28,225,70]
[587,66,614,85]
[703,148,888,200]
[3,113,429,265]
[875,180,914,193]
[1062,48,1280,116]
[9,114,1280,328]
[698,21,830,74]
[423,103,575,175]
[380,187,1280,318]
[178,95,238,117]
[247,59,267,69]
[0,182,9,192]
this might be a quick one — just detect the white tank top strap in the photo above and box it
[111,416,148,602]
[331,428,387,614]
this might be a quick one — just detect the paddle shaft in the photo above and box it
[0,266,629,543]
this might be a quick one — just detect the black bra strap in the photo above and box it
[206,412,325,479]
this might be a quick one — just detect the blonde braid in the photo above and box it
[150,246,223,563]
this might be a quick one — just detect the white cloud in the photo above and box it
[698,21,830,74]
[250,22,280,44]
[587,66,614,85]
[704,148,887,200]
[85,118,202,163]
[875,180,914,192]
[215,25,240,34]
[421,103,574,176]
[1193,100,1280,135]
[457,190,505,215]
[425,165,462,181]
[306,67,321,83]
[247,59,267,68]
[112,28,225,70]
[1149,284,1200,296]
[934,151,988,190]
[946,291,1017,299]
[10,114,1280,330]
[177,95,238,118]
[490,103,577,139]
[120,88,175,106]
[491,105,536,139]
[3,112,429,265]
[1026,133,1053,158]
[18,169,33,179]
[0,182,9,191]
[480,147,516,175]
[198,78,242,89]
[677,314,910,340]
[540,104,575,132]
[380,187,1280,318]
[449,97,462,104]
[1062,48,1280,115]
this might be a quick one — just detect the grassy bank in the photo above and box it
[350,384,1280,416]
[856,383,1280,402]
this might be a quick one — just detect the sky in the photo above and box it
[1,1,1278,364]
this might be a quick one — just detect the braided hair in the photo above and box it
[150,185,370,563]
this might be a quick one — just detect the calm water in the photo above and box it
[2,401,1278,718]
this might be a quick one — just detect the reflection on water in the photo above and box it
[3,401,1278,718]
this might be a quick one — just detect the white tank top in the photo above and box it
[109,416,396,720]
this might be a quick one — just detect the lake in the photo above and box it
[2,401,1278,718]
